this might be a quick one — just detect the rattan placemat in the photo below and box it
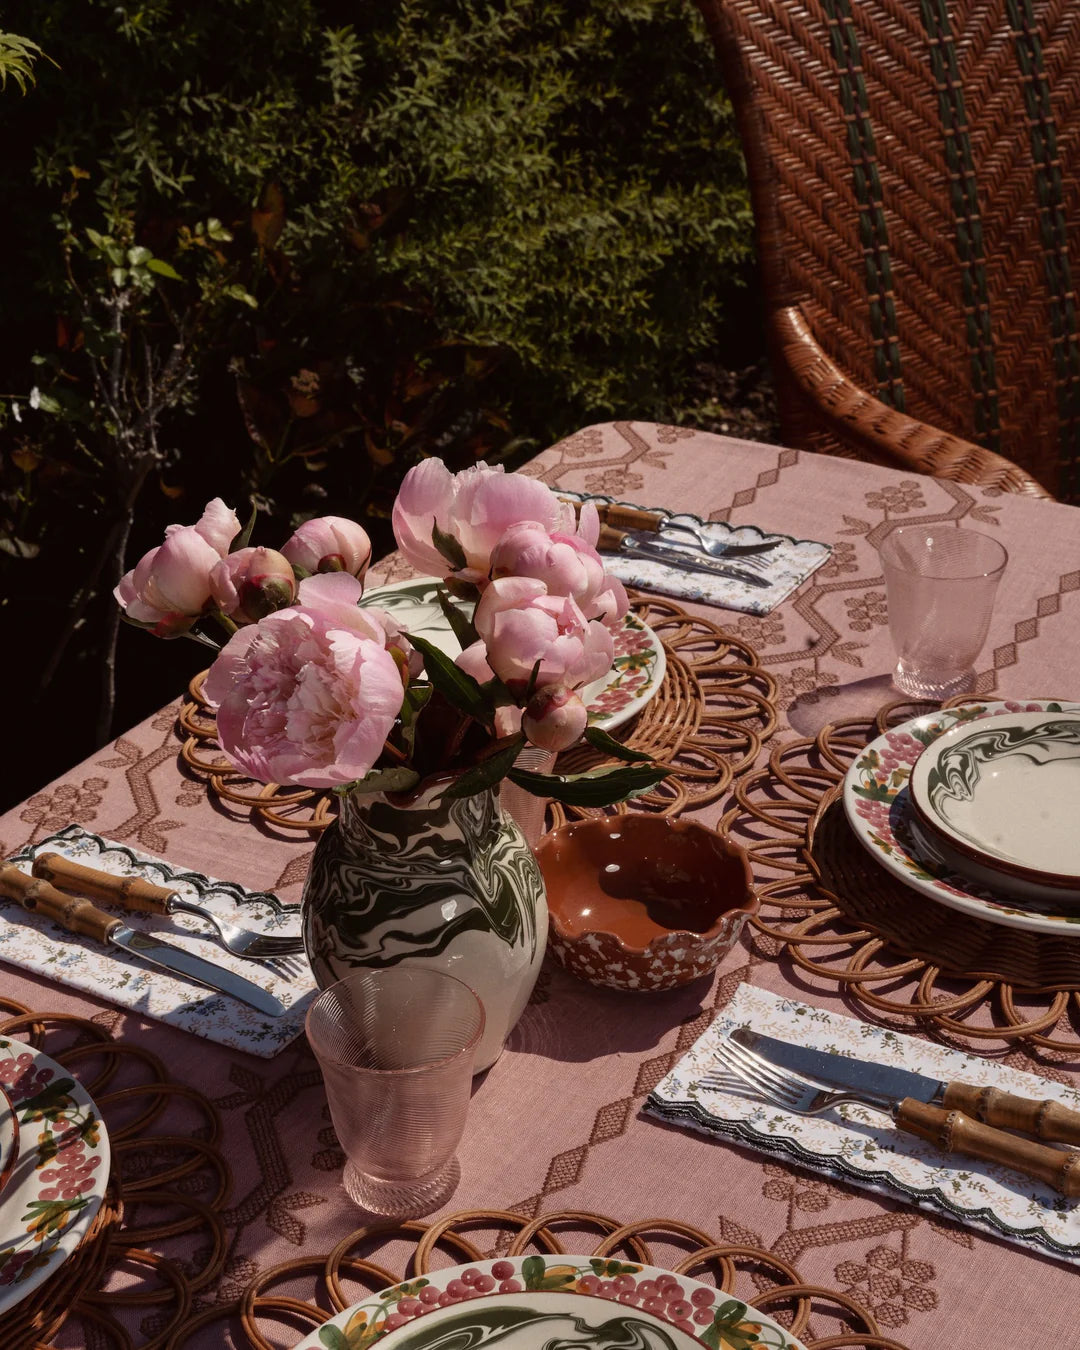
[0,1000,229,1350]
[165,1209,910,1349]
[720,699,1080,1054]
[178,593,778,831]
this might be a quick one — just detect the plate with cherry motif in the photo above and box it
[294,1253,805,1350]
[0,1036,110,1315]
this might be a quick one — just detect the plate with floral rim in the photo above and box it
[841,698,1080,935]
[0,1036,110,1315]
[0,1082,18,1199]
[360,577,666,732]
[293,1253,806,1350]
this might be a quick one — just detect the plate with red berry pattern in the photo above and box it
[295,1254,805,1350]
[0,1036,110,1315]
[842,699,1080,936]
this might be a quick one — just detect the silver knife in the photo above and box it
[597,526,772,588]
[0,865,288,1018]
[730,1026,1080,1144]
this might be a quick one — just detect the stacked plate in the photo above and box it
[0,1035,111,1318]
[841,699,1080,936]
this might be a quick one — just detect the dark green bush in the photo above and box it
[0,0,755,805]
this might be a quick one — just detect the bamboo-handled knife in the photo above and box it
[596,524,772,588]
[0,865,288,1018]
[732,1026,1080,1146]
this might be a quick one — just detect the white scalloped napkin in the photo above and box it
[1,825,314,1057]
[645,984,1080,1264]
[562,493,831,615]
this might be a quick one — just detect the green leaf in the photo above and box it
[431,520,467,572]
[524,658,541,702]
[231,501,258,553]
[343,767,420,796]
[318,1328,349,1350]
[520,1254,546,1291]
[127,245,152,266]
[146,257,183,281]
[224,283,258,309]
[405,633,493,725]
[508,762,669,807]
[443,735,525,799]
[584,726,651,763]
[435,586,478,651]
[18,1077,75,1120]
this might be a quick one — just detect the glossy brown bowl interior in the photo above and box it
[535,814,756,952]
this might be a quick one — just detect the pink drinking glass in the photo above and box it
[879,525,1008,700]
[305,968,484,1217]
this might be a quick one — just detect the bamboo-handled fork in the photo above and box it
[700,1035,1080,1198]
[31,853,306,972]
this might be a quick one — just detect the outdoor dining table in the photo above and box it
[3,421,1079,1347]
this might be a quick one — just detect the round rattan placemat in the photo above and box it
[0,1000,229,1350]
[164,1209,909,1349]
[178,593,778,832]
[720,698,1080,1054]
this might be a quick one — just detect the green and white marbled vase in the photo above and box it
[301,780,548,1072]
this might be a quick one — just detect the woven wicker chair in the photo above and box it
[695,0,1080,501]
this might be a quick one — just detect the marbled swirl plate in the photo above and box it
[294,1254,804,1350]
[909,710,1080,890]
[842,699,1080,935]
[360,578,666,730]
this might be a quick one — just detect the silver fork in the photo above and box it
[699,1036,866,1117]
[698,1034,1080,1197]
[659,522,782,567]
[31,853,306,973]
[168,897,307,973]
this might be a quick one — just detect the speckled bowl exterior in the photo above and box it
[535,815,758,992]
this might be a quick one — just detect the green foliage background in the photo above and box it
[0,0,759,806]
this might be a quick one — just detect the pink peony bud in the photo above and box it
[114,497,241,637]
[392,460,575,583]
[490,520,629,624]
[473,576,614,693]
[210,547,297,623]
[522,685,588,752]
[281,515,372,580]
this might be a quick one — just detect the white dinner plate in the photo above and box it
[293,1253,806,1350]
[842,699,1080,935]
[361,577,666,732]
[908,710,1080,897]
[0,1035,110,1315]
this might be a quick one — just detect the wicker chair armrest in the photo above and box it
[776,307,1053,499]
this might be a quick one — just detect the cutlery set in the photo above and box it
[703,1028,1080,1197]
[561,496,783,587]
[0,855,305,1018]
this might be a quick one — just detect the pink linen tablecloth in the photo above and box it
[4,422,1080,1346]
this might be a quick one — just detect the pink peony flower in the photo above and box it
[392,460,574,582]
[281,515,372,580]
[522,684,588,751]
[472,576,614,693]
[202,572,403,788]
[115,497,241,636]
[489,520,628,625]
[210,547,297,623]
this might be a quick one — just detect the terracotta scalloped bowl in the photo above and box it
[535,815,758,992]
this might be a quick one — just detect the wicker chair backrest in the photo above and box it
[697,0,1080,499]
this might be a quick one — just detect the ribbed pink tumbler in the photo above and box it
[305,968,484,1217]
[879,525,1007,700]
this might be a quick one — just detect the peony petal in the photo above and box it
[193,498,242,556]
